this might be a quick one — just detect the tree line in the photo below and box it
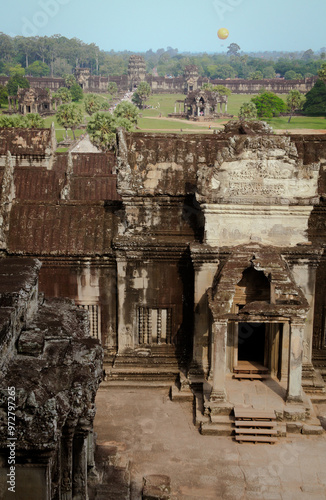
[0,33,325,80]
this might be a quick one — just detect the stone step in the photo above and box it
[310,394,326,404]
[170,385,194,402]
[106,367,179,383]
[302,424,324,435]
[233,373,268,380]
[235,428,277,435]
[235,435,277,444]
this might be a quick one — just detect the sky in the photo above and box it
[1,0,326,54]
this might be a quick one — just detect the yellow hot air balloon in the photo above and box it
[217,28,229,40]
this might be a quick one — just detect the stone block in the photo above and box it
[286,422,303,433]
[283,406,306,421]
[142,474,171,500]
[302,424,324,435]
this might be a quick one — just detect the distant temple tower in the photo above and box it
[183,65,199,93]
[74,67,91,90]
[128,55,146,90]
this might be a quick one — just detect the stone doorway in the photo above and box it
[238,322,265,364]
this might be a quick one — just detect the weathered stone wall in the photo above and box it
[0,257,103,499]
[1,125,325,372]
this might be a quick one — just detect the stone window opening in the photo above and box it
[77,303,101,340]
[138,307,172,345]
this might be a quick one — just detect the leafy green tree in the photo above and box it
[132,81,151,109]
[284,70,302,80]
[100,101,110,111]
[22,113,45,128]
[251,92,286,118]
[108,81,118,96]
[27,61,50,77]
[238,102,257,120]
[70,83,83,102]
[0,85,8,108]
[263,66,276,79]
[114,101,139,125]
[56,103,83,139]
[84,94,102,116]
[227,43,241,57]
[249,70,263,80]
[286,90,306,122]
[52,58,73,78]
[87,112,133,150]
[302,49,314,60]
[64,74,77,88]
[302,79,326,116]
[318,62,326,82]
[6,74,30,96]
[4,64,25,77]
[0,115,25,128]
[53,87,72,104]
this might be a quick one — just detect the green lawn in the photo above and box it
[265,116,326,129]
[138,117,208,131]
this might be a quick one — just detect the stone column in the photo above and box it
[210,319,228,402]
[72,430,88,500]
[280,321,290,382]
[225,101,227,113]
[116,255,128,353]
[174,103,176,113]
[61,427,74,500]
[190,256,218,376]
[286,320,304,402]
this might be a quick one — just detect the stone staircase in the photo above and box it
[104,346,180,386]
[194,384,324,438]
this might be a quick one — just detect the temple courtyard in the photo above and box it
[94,384,326,500]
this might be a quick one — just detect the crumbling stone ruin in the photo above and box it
[0,121,325,456]
[15,87,54,116]
[0,257,103,499]
[178,88,229,120]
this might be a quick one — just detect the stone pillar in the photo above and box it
[190,257,218,376]
[291,262,317,367]
[286,320,304,402]
[280,321,290,382]
[225,101,227,113]
[61,427,74,500]
[174,103,176,113]
[73,430,88,500]
[116,255,128,353]
[210,319,228,402]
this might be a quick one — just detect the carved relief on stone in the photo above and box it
[196,134,320,204]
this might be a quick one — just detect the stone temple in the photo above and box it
[0,121,325,497]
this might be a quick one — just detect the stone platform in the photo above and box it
[193,375,324,437]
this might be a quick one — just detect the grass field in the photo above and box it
[265,116,326,129]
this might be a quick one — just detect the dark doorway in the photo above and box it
[238,323,265,364]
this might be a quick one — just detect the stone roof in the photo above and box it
[18,87,51,103]
[0,128,53,156]
[207,244,310,321]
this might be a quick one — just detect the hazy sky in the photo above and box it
[1,0,326,53]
